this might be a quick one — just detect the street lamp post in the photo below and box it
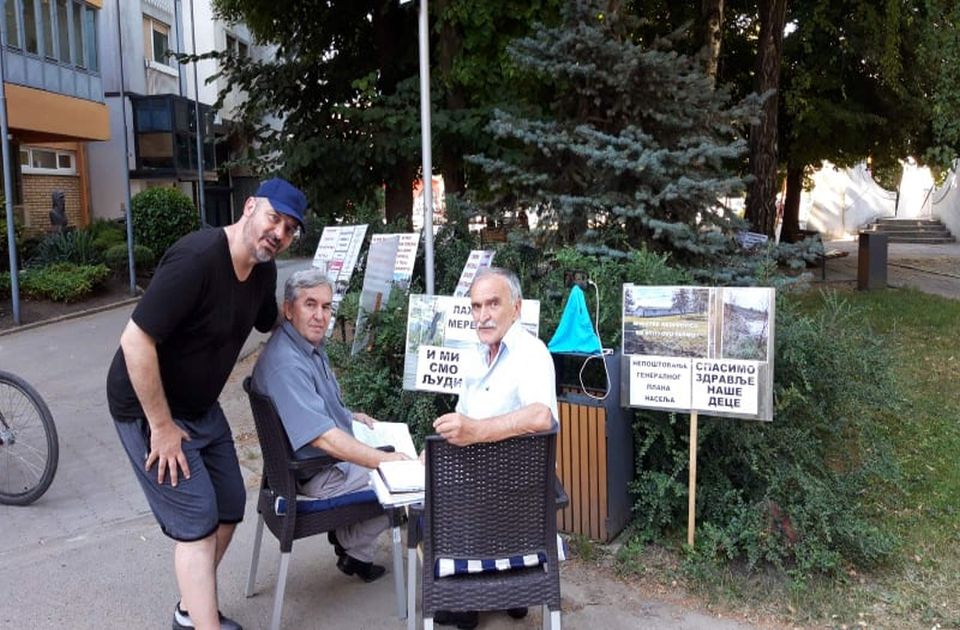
[0,38,21,324]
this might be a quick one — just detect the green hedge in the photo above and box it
[15,263,111,302]
[104,243,156,275]
[131,187,199,258]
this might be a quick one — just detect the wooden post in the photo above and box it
[687,411,699,546]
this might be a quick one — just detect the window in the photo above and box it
[81,3,94,70]
[4,0,20,49]
[56,0,68,62]
[70,0,82,66]
[40,0,53,58]
[19,146,76,175]
[224,32,248,58]
[144,16,171,66]
[22,0,36,53]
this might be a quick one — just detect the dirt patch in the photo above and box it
[0,275,144,332]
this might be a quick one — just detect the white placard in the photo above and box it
[352,237,400,354]
[312,224,369,335]
[628,356,691,410]
[623,284,775,421]
[415,344,464,394]
[371,232,420,284]
[691,359,760,416]
[403,295,541,392]
[453,250,496,297]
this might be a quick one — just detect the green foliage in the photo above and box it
[29,230,102,267]
[15,263,111,302]
[629,292,902,579]
[468,1,786,282]
[131,187,199,258]
[87,219,126,252]
[0,215,24,272]
[103,243,156,275]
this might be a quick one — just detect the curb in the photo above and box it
[0,295,141,338]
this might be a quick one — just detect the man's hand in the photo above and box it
[352,411,377,429]
[382,451,412,463]
[434,412,478,447]
[145,422,191,486]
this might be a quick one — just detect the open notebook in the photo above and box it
[377,460,425,493]
[351,420,418,459]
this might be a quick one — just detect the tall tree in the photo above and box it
[700,0,725,84]
[210,0,560,227]
[471,1,764,281]
[744,0,787,237]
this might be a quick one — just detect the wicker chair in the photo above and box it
[420,430,562,629]
[243,377,404,630]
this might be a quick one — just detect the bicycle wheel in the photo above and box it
[0,370,59,506]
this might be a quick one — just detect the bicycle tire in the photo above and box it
[0,370,59,506]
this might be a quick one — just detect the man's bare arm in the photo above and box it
[433,403,553,447]
[311,427,409,469]
[119,320,191,485]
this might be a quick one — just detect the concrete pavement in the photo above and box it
[0,256,778,630]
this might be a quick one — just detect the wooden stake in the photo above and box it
[687,411,699,546]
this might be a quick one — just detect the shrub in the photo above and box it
[0,214,24,272]
[30,230,102,266]
[131,187,199,258]
[87,219,126,252]
[104,243,156,275]
[19,263,111,302]
[630,292,901,578]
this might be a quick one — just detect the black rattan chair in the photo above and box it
[420,430,562,629]
[243,377,404,630]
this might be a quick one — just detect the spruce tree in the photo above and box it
[469,0,771,282]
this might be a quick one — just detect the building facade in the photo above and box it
[87,0,271,228]
[1,0,109,236]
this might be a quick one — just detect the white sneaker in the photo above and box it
[172,602,242,630]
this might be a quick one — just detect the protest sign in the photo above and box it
[452,250,496,297]
[403,294,540,394]
[312,224,368,335]
[371,232,420,286]
[621,285,774,421]
[351,237,400,354]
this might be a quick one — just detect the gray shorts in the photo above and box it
[114,404,246,542]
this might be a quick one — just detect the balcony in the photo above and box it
[129,93,216,181]
[2,45,103,103]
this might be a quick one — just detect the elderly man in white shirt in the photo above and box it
[431,266,558,629]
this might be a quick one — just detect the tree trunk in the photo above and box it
[436,0,466,195]
[700,0,724,85]
[384,162,416,229]
[745,0,787,237]
[781,163,803,242]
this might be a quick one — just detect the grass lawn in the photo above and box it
[614,285,960,629]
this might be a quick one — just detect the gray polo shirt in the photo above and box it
[251,320,354,464]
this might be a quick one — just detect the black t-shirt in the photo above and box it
[107,228,278,421]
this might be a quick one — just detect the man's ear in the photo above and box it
[242,197,257,217]
[282,300,293,321]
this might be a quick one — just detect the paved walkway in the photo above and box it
[819,238,960,299]
[0,257,760,630]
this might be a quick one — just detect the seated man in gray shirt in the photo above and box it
[252,268,409,582]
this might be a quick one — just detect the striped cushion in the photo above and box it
[274,489,379,516]
[435,535,568,578]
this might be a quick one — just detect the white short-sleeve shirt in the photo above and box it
[456,320,558,423]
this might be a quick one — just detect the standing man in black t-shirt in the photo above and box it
[106,178,307,630]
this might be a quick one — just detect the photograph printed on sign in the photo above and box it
[622,285,711,357]
[403,295,540,392]
[719,287,773,362]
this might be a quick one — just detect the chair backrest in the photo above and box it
[423,430,558,562]
[243,377,298,499]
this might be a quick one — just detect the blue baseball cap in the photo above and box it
[255,178,307,227]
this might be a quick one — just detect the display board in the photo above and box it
[312,224,368,335]
[452,250,496,297]
[621,285,775,421]
[403,295,540,394]
[370,232,420,286]
[351,237,400,354]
